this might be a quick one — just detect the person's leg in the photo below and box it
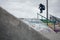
[40,10,42,13]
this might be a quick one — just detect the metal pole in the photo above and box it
[46,0,48,25]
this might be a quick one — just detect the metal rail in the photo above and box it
[37,13,47,19]
[37,13,58,32]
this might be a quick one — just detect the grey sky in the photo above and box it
[0,0,60,18]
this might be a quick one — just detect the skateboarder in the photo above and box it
[39,3,45,13]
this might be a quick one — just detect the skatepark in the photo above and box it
[0,0,60,40]
[0,7,60,40]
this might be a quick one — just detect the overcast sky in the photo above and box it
[0,0,60,18]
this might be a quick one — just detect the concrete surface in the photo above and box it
[20,18,60,40]
[0,7,49,40]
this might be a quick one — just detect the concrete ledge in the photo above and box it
[0,7,49,40]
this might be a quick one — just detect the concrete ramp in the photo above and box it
[20,18,56,40]
[0,7,49,40]
[20,18,60,40]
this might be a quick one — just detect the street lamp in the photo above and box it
[46,0,48,25]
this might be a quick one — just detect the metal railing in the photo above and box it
[37,13,47,19]
[37,13,59,32]
[37,13,60,32]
